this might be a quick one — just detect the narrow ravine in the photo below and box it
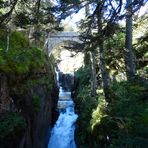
[48,71,78,148]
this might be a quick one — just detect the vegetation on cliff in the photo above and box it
[0,28,58,148]
[0,113,26,146]
[75,66,148,148]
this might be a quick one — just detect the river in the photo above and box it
[48,71,78,148]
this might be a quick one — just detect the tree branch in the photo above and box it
[0,0,18,25]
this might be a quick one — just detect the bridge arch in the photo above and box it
[46,31,82,54]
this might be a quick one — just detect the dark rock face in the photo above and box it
[17,84,58,148]
[35,85,58,148]
[0,74,17,113]
[59,72,74,91]
[0,65,59,148]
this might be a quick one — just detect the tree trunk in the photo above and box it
[0,0,18,25]
[125,0,136,80]
[96,2,110,102]
[34,0,41,45]
[6,27,10,52]
[99,41,110,102]
[85,3,89,16]
[89,51,97,96]
[85,3,97,95]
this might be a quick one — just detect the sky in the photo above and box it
[50,0,148,73]
[61,8,85,31]
[61,2,148,31]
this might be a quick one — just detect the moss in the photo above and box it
[91,95,107,129]
[16,73,54,96]
[0,47,46,74]
[0,28,47,74]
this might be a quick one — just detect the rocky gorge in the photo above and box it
[0,61,59,148]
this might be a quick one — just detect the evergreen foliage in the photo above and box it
[75,65,91,89]
[75,85,97,148]
[0,112,26,148]
[0,29,46,74]
[75,68,148,147]
[0,113,26,139]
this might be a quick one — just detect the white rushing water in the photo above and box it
[48,71,78,148]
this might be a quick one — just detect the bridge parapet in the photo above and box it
[49,31,79,37]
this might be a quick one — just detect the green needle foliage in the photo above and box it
[0,29,46,74]
[0,113,26,139]
[75,69,148,148]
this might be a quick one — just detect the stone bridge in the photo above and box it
[44,31,82,54]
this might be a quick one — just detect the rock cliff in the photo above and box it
[0,62,58,148]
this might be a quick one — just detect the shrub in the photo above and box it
[0,29,29,50]
[0,29,47,74]
[75,85,98,148]
[75,74,148,148]
[75,65,91,91]
[0,113,26,139]
[0,47,46,74]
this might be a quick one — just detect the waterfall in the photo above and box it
[55,67,60,87]
[48,70,78,148]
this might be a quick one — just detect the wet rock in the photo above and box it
[59,72,74,91]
